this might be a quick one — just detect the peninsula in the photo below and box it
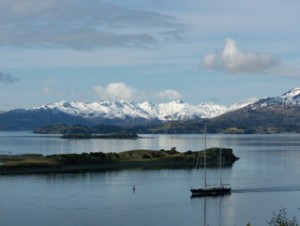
[0,148,239,175]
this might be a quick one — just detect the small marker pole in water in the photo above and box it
[133,185,136,193]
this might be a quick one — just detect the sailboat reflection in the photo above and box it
[198,196,225,226]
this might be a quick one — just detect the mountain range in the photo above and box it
[2,87,300,133]
[34,99,251,121]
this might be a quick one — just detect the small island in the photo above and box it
[0,148,239,175]
[60,132,139,139]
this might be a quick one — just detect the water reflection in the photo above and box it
[190,196,227,226]
[2,132,300,155]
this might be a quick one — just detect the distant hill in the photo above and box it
[0,109,92,130]
[210,87,300,133]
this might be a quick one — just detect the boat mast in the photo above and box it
[219,146,222,187]
[204,124,207,188]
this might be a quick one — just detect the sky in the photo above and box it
[1,0,300,110]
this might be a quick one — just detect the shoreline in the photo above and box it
[0,161,197,175]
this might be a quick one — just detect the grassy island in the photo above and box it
[0,148,239,175]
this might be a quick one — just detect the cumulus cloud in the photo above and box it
[201,39,280,74]
[0,71,18,84]
[154,89,182,99]
[93,82,182,101]
[93,83,141,100]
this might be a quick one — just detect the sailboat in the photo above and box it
[190,125,231,197]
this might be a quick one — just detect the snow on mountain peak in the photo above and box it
[254,86,300,108]
[274,87,300,106]
[281,87,300,103]
[34,99,249,121]
[282,87,300,98]
[20,87,300,123]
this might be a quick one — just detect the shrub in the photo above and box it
[142,154,151,159]
[267,207,298,226]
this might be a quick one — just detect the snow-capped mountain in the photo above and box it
[252,87,300,109]
[35,99,252,121]
[2,87,300,132]
[210,86,300,133]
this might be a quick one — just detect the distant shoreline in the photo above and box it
[60,132,139,139]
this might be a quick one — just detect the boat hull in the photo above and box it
[190,187,231,197]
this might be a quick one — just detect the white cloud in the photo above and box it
[93,83,141,100]
[155,89,182,99]
[93,82,182,101]
[201,39,280,74]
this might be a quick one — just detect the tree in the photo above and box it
[267,207,298,226]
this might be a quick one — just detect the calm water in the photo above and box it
[1,132,300,226]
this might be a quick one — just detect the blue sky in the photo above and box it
[0,0,300,110]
